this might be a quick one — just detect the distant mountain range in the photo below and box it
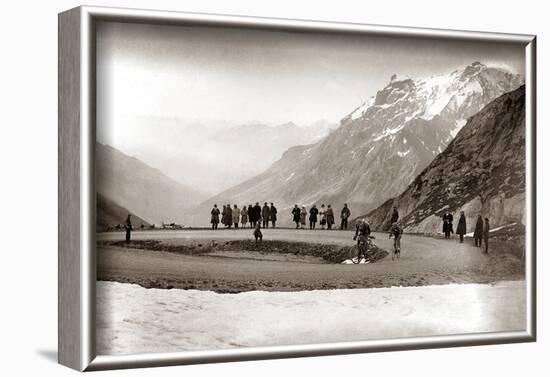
[122,119,336,194]
[195,62,523,225]
[96,143,207,225]
[366,85,526,233]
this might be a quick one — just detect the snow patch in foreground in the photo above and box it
[96,281,525,356]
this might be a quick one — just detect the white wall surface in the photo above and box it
[0,0,546,375]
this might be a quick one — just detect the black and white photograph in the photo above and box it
[93,19,530,356]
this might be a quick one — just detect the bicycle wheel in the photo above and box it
[349,245,361,264]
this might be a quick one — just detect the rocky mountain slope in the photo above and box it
[366,85,526,234]
[195,63,523,225]
[96,193,150,232]
[96,143,207,225]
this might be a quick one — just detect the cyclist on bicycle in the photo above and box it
[389,221,403,260]
[353,218,372,262]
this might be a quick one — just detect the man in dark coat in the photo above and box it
[261,202,271,228]
[390,207,399,226]
[292,204,301,228]
[340,204,351,230]
[456,211,467,243]
[248,204,254,228]
[473,215,484,247]
[125,214,132,242]
[442,210,453,238]
[326,205,335,230]
[483,218,490,254]
[211,204,220,230]
[309,205,319,230]
[269,203,278,228]
[226,204,233,228]
[221,205,227,226]
[253,202,262,227]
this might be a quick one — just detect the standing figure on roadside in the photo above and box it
[473,215,483,247]
[326,205,335,230]
[226,204,233,228]
[253,202,262,227]
[232,204,240,229]
[319,204,327,229]
[483,217,490,254]
[442,210,453,238]
[456,211,467,243]
[309,205,319,230]
[248,204,254,228]
[292,204,301,228]
[300,206,307,228]
[269,203,278,228]
[390,206,399,226]
[241,205,248,228]
[221,205,227,227]
[125,214,132,242]
[210,204,220,230]
[262,202,270,228]
[340,203,351,230]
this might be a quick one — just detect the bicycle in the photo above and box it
[349,235,375,264]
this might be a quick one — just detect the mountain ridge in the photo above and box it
[366,85,526,234]
[96,142,207,225]
[192,62,523,226]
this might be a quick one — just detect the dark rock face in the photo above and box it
[366,85,526,234]
[195,63,523,226]
[96,193,150,232]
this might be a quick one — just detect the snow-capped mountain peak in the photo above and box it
[202,62,523,225]
[344,61,523,143]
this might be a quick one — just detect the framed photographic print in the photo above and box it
[58,5,536,371]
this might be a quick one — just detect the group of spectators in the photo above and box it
[210,202,353,231]
[291,203,352,230]
[441,209,491,253]
[210,202,278,230]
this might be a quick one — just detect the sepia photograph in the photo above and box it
[93,19,529,356]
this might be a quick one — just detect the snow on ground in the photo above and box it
[97,280,526,356]
[465,222,517,237]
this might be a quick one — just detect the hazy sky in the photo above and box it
[96,21,525,147]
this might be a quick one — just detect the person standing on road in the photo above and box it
[319,204,327,229]
[241,205,248,228]
[221,205,227,227]
[211,204,220,230]
[226,204,233,228]
[125,214,132,242]
[326,205,335,230]
[309,205,319,230]
[292,204,301,228]
[253,202,262,227]
[390,206,399,226]
[340,203,351,230]
[232,204,240,229]
[483,217,490,254]
[262,202,270,228]
[442,210,453,238]
[300,206,307,229]
[473,215,483,247]
[456,211,467,243]
[270,203,278,228]
[248,204,254,228]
